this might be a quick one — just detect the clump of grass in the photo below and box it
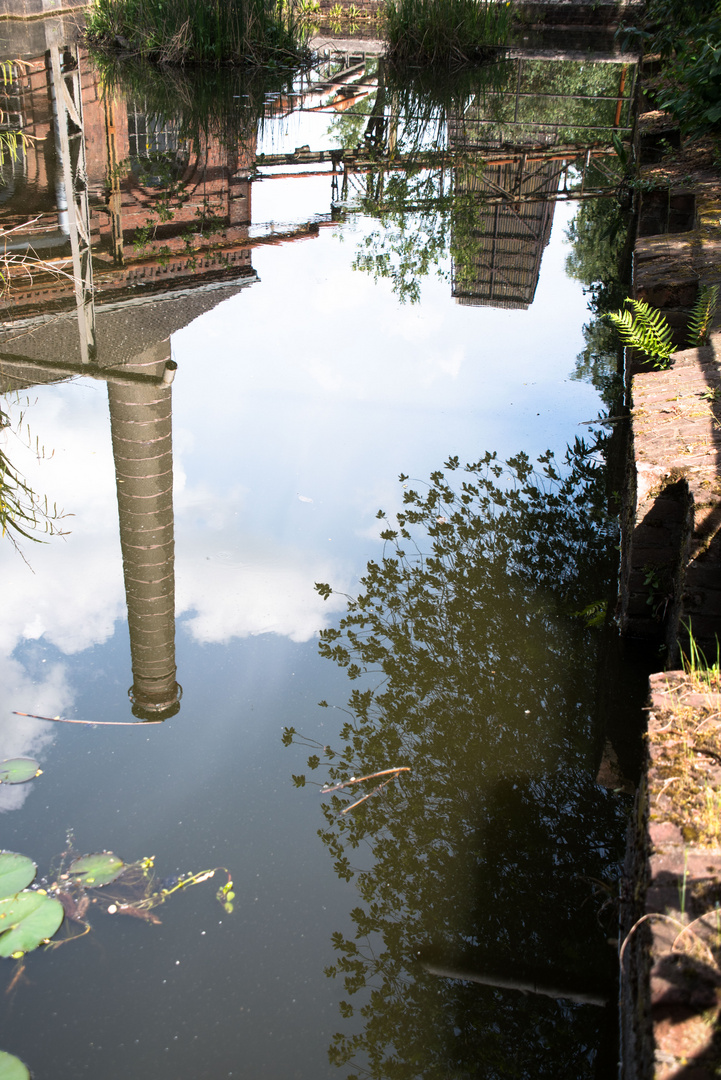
[681,621,721,693]
[85,0,308,68]
[384,0,511,71]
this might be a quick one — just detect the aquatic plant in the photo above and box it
[384,0,511,70]
[0,404,69,555]
[0,759,41,785]
[0,61,34,169]
[85,0,308,68]
[0,838,235,964]
[0,1051,30,1079]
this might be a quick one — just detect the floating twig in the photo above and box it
[341,776,398,814]
[13,711,163,727]
[320,766,410,794]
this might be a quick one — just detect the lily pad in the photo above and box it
[0,892,64,957]
[0,759,40,785]
[68,852,124,887]
[0,854,36,901]
[0,1051,30,1080]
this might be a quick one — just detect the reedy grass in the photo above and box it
[384,0,511,71]
[85,0,309,68]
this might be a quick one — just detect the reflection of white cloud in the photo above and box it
[176,536,348,644]
[0,655,73,811]
[0,537,125,655]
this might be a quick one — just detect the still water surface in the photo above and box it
[0,53,632,1078]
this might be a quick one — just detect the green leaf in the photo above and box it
[0,1050,31,1080]
[687,284,719,347]
[0,759,40,785]
[0,892,64,956]
[68,852,124,887]
[0,854,36,901]
[608,298,674,364]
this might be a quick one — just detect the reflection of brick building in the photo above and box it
[0,41,261,721]
[2,46,257,320]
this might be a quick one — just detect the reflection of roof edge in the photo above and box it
[453,295,530,310]
[0,271,260,332]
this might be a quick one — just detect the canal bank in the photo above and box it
[619,76,721,1080]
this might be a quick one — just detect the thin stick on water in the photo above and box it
[320,766,410,794]
[13,711,163,726]
[341,776,399,814]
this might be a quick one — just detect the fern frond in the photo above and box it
[687,284,719,347]
[608,298,674,365]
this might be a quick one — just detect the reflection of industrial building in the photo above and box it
[2,44,257,326]
[450,157,564,309]
[0,37,263,720]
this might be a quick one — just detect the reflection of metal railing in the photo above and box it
[448,59,636,150]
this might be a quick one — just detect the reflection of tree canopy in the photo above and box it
[565,198,631,405]
[289,440,627,1078]
[93,55,294,147]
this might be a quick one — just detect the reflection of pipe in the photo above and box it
[107,339,181,720]
[420,951,610,1007]
[47,52,70,237]
[0,350,178,387]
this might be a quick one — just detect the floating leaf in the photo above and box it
[0,854,36,901]
[0,892,64,957]
[0,1051,31,1080]
[0,759,40,785]
[68,852,124,887]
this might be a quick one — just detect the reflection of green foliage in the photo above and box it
[327,92,378,149]
[565,198,631,403]
[350,62,632,304]
[95,55,294,146]
[448,59,633,144]
[86,0,307,68]
[385,0,510,70]
[289,441,626,1078]
[353,171,453,303]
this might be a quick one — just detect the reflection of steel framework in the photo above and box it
[451,157,563,309]
[48,44,96,362]
[447,59,635,150]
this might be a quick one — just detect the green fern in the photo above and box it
[608,298,675,365]
[687,283,719,347]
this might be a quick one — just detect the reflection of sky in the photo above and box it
[173,198,597,648]
[0,140,610,1076]
[1,197,597,722]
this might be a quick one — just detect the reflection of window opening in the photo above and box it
[127,106,190,185]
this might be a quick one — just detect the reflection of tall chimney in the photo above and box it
[107,339,181,720]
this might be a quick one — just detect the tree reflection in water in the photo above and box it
[288,437,627,1078]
